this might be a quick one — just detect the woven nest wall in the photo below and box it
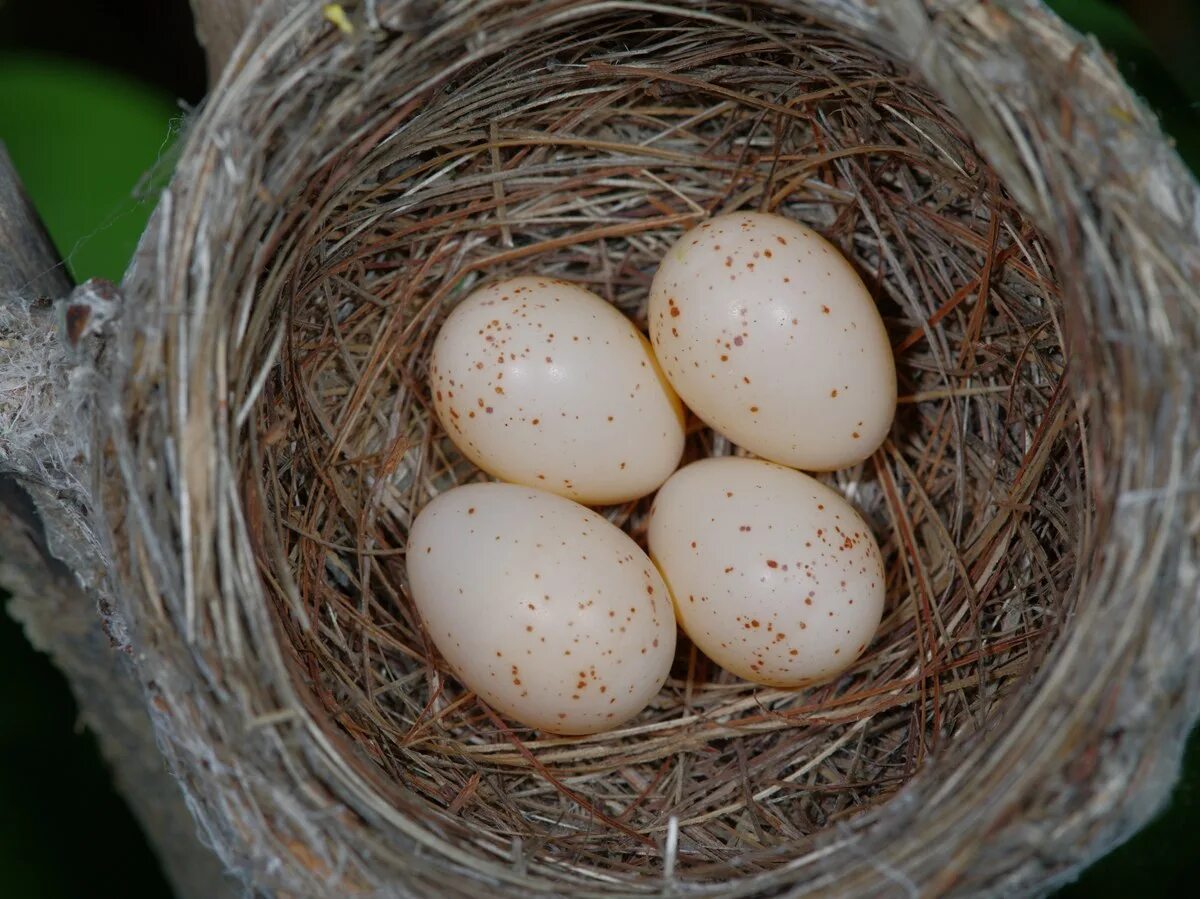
[99,1,1200,896]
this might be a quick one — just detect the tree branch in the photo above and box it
[190,0,263,83]
[0,145,70,299]
[0,144,238,899]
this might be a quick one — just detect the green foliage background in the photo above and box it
[0,1,1195,895]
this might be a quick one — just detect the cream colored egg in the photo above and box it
[649,212,896,471]
[648,457,884,687]
[430,276,685,504]
[407,482,676,734]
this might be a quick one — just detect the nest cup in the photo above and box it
[103,1,1200,896]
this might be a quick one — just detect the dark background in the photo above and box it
[1,1,1197,896]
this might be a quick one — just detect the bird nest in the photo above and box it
[99,1,1200,896]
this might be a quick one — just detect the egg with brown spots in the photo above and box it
[430,276,685,504]
[648,212,896,471]
[648,457,885,687]
[407,482,676,734]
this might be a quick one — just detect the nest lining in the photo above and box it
[245,6,1077,881]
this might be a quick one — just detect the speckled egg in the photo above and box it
[430,276,685,505]
[406,482,677,734]
[648,456,885,687]
[648,212,896,471]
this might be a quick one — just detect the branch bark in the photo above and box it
[0,145,69,299]
[190,0,263,83]
[0,144,238,899]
